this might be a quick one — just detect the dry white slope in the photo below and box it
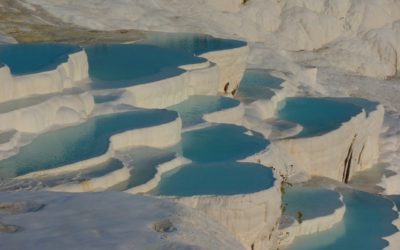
[0,191,244,250]
[0,32,16,44]
[25,0,400,79]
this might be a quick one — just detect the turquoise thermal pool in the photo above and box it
[0,43,81,75]
[168,95,240,127]
[86,44,206,89]
[181,124,269,162]
[237,69,284,102]
[152,162,275,197]
[329,97,379,116]
[0,110,178,178]
[287,189,399,250]
[283,187,343,220]
[277,97,364,138]
[141,32,247,55]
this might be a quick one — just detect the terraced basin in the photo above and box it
[277,97,364,138]
[0,110,178,178]
[0,43,81,75]
[86,44,205,89]
[181,124,269,162]
[152,162,275,197]
[287,189,398,250]
[168,95,240,127]
[237,69,284,102]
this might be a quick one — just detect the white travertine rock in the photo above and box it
[0,92,95,133]
[203,0,243,13]
[201,45,249,94]
[169,180,282,250]
[384,214,400,250]
[274,105,385,182]
[0,50,89,103]
[16,117,182,180]
[122,63,219,108]
[126,156,191,194]
[203,103,245,126]
[244,79,298,121]
[47,166,131,192]
[110,117,181,149]
[122,45,248,109]
[275,6,344,51]
[27,0,400,78]
[0,191,245,250]
[278,195,346,246]
[0,32,17,44]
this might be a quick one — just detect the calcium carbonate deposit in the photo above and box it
[0,1,399,249]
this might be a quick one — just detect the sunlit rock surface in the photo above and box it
[274,97,384,182]
[0,44,89,103]
[0,191,245,250]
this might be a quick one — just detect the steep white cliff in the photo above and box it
[0,50,89,103]
[0,92,94,133]
[274,105,385,182]
[168,181,282,250]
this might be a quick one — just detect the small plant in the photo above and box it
[296,211,303,224]
[280,183,286,195]
[281,203,287,214]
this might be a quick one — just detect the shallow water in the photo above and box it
[168,95,239,127]
[237,69,284,102]
[181,124,269,162]
[41,158,124,188]
[114,147,177,190]
[86,44,205,89]
[327,97,379,117]
[287,189,398,250]
[141,32,246,55]
[153,162,275,196]
[0,110,178,177]
[0,95,50,113]
[278,97,363,138]
[0,44,81,75]
[388,195,400,211]
[93,95,121,104]
[283,187,343,220]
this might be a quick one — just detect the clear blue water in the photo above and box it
[283,187,343,220]
[181,124,269,162]
[287,189,398,250]
[277,97,363,138]
[237,69,284,102]
[86,44,205,89]
[141,32,246,55]
[0,44,81,75]
[152,162,275,196]
[168,95,240,127]
[93,95,121,104]
[328,97,379,117]
[115,147,177,190]
[388,195,400,211]
[0,110,178,178]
